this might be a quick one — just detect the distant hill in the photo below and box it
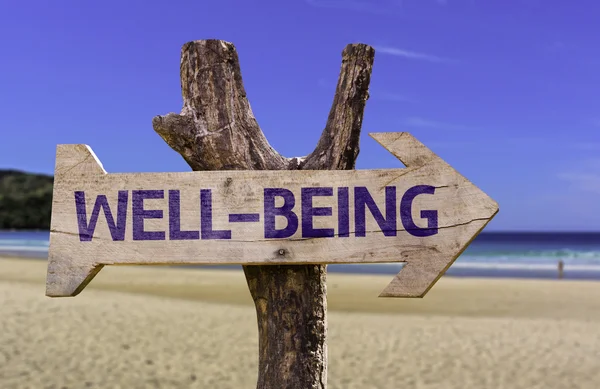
[0,170,53,229]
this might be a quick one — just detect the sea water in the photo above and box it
[0,230,50,258]
[2,230,600,279]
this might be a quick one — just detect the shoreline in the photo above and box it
[2,255,600,319]
[3,252,600,281]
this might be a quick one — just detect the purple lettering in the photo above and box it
[168,190,200,240]
[201,189,231,240]
[401,185,438,237]
[132,190,165,241]
[301,187,334,238]
[264,188,298,239]
[75,191,128,242]
[229,213,260,223]
[354,186,397,237]
[337,187,350,237]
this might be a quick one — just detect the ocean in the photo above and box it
[2,231,600,280]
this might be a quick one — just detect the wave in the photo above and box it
[0,239,49,247]
[458,249,600,265]
[363,262,600,272]
[464,248,600,258]
[0,245,50,252]
[452,262,600,271]
[2,238,600,266]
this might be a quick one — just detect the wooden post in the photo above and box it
[152,40,375,389]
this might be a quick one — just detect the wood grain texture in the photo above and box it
[152,40,372,389]
[46,132,498,298]
[45,40,497,389]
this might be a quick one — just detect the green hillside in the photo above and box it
[0,170,53,229]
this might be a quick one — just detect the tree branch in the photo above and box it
[152,40,290,171]
[152,39,375,389]
[301,44,375,170]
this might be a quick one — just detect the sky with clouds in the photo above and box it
[1,0,598,231]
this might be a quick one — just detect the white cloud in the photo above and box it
[558,172,600,194]
[374,92,414,102]
[558,158,600,194]
[317,79,414,103]
[401,116,472,130]
[502,138,600,151]
[570,142,600,151]
[581,158,600,170]
[317,78,334,89]
[544,41,567,52]
[422,140,477,149]
[375,45,456,63]
[304,0,391,14]
[306,0,451,13]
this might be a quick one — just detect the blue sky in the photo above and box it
[1,0,599,231]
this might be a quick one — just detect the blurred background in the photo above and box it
[1,1,599,388]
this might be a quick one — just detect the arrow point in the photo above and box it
[378,261,450,298]
[369,132,441,167]
[46,256,103,297]
[378,290,423,298]
[55,144,106,176]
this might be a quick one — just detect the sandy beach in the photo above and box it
[1,257,599,389]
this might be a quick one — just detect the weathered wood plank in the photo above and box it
[46,132,498,298]
[44,40,499,389]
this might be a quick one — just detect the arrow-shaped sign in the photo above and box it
[46,132,498,298]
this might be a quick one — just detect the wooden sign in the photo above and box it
[46,132,498,298]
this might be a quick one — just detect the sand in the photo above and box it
[1,257,599,389]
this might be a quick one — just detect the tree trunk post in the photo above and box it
[152,40,375,389]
